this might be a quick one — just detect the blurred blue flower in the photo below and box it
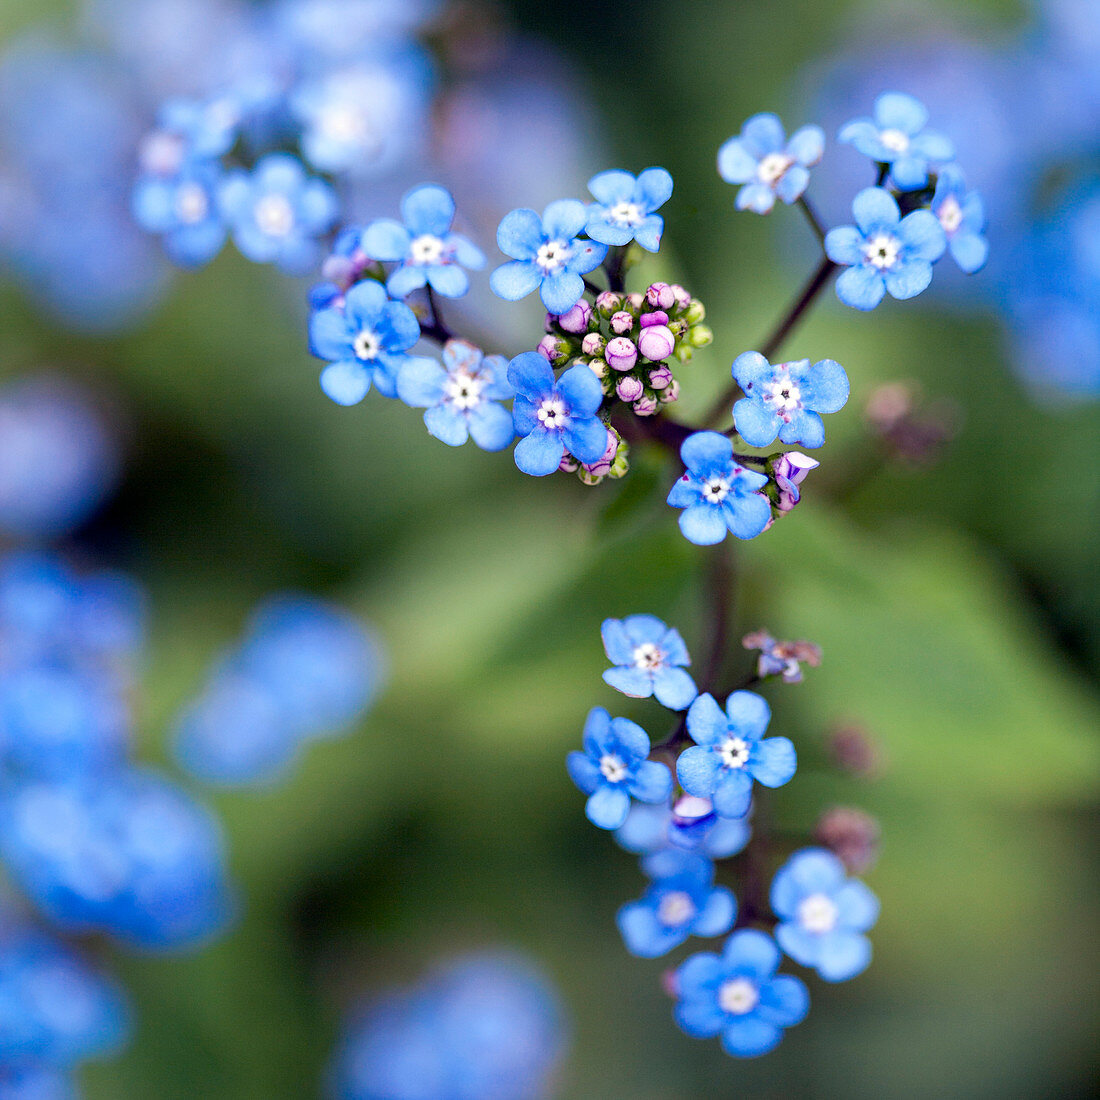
[0,1063,76,1100]
[717,114,825,214]
[218,153,338,274]
[329,950,567,1100]
[839,91,954,190]
[731,352,849,449]
[566,707,671,830]
[153,95,242,161]
[600,614,697,711]
[931,167,988,274]
[585,168,672,251]
[678,691,795,819]
[507,353,606,476]
[667,432,771,545]
[490,201,607,314]
[363,184,485,299]
[309,279,427,404]
[397,341,514,451]
[825,187,946,310]
[133,159,227,268]
[770,847,879,981]
[674,930,809,1057]
[618,850,736,958]
[615,797,752,859]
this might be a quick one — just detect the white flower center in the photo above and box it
[353,329,380,360]
[173,182,209,225]
[718,978,759,1015]
[632,642,664,670]
[879,128,910,154]
[318,103,369,144]
[938,196,962,234]
[797,892,839,934]
[765,376,802,417]
[609,200,643,226]
[443,368,485,411]
[536,239,569,274]
[657,890,697,927]
[536,397,568,429]
[599,753,627,782]
[757,152,794,184]
[864,232,901,270]
[702,477,730,503]
[410,234,446,265]
[719,736,749,769]
[254,193,295,238]
[140,131,185,175]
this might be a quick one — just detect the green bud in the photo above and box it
[675,344,694,364]
[689,324,713,348]
[683,298,706,324]
[578,468,604,486]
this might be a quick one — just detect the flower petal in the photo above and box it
[496,208,542,259]
[586,784,631,830]
[400,183,454,237]
[490,260,542,302]
[513,428,564,476]
[320,360,371,406]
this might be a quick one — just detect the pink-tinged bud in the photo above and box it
[556,300,592,334]
[661,967,681,1000]
[544,312,556,333]
[595,290,623,316]
[589,358,609,379]
[610,310,634,335]
[815,806,881,875]
[581,428,619,477]
[646,282,676,310]
[616,375,644,403]
[773,451,820,512]
[321,254,356,289]
[828,722,885,778]
[537,334,568,364]
[558,452,579,472]
[648,364,673,388]
[637,324,675,362]
[581,332,606,356]
[670,284,691,309]
[633,394,659,416]
[640,310,669,329]
[658,379,680,403]
[605,337,638,371]
[625,292,644,311]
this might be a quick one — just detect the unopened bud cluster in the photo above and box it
[540,282,712,419]
[559,424,630,486]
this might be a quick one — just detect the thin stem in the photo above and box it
[605,246,627,294]
[797,195,827,247]
[421,286,455,344]
[699,542,735,694]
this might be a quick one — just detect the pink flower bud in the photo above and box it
[610,311,634,335]
[605,337,638,371]
[616,375,644,402]
[625,292,644,311]
[648,364,673,388]
[815,806,881,875]
[321,255,356,289]
[633,394,659,416]
[556,300,592,334]
[595,290,622,315]
[646,282,676,310]
[581,428,618,477]
[558,452,579,472]
[658,379,680,403]
[637,324,675,362]
[581,332,605,356]
[537,334,567,363]
[773,452,820,512]
[640,310,669,328]
[670,284,691,309]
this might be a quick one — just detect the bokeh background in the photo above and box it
[0,0,1097,1096]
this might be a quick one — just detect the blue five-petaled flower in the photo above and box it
[673,929,810,1057]
[507,352,607,476]
[717,113,825,214]
[490,201,608,314]
[133,160,226,268]
[825,187,946,311]
[677,691,796,819]
[838,91,954,191]
[309,279,430,404]
[731,352,849,449]
[770,847,880,982]
[362,183,486,299]
[601,615,697,711]
[931,167,988,274]
[397,339,515,450]
[566,706,672,830]
[667,432,771,545]
[585,168,673,252]
[617,850,736,958]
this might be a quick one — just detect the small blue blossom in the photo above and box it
[825,187,946,310]
[731,352,849,449]
[677,691,795,819]
[585,168,673,251]
[507,352,607,476]
[618,850,736,958]
[717,114,825,213]
[566,707,672,830]
[770,847,880,982]
[309,279,431,404]
[489,201,608,314]
[154,95,242,162]
[600,614,697,711]
[218,153,338,274]
[132,160,227,268]
[616,798,752,860]
[362,184,486,299]
[932,167,988,274]
[673,929,809,1057]
[397,340,514,451]
[0,1063,76,1099]
[838,91,954,191]
[667,432,771,545]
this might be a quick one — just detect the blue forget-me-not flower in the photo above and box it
[133,160,227,268]
[585,168,673,252]
[600,614,697,711]
[931,167,988,274]
[717,114,825,213]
